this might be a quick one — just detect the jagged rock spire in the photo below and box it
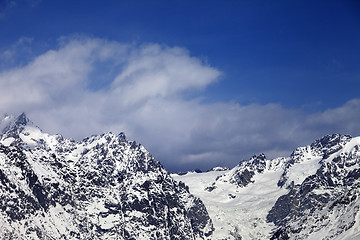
[14,112,29,126]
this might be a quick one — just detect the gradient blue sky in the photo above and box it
[0,0,360,171]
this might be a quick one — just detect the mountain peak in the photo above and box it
[309,134,352,159]
[1,113,33,133]
[14,112,29,126]
[0,113,43,148]
[1,112,35,134]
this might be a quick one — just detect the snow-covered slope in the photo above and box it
[0,113,213,239]
[173,134,360,240]
[173,155,287,239]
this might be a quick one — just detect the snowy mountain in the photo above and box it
[0,113,213,239]
[1,113,359,240]
[173,134,360,240]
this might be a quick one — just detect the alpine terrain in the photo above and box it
[173,135,360,239]
[0,113,359,240]
[0,113,213,239]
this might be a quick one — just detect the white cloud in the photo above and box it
[112,44,220,105]
[0,36,359,172]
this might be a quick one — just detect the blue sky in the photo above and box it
[0,0,360,171]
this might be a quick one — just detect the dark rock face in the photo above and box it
[228,153,267,188]
[267,134,360,240]
[277,134,352,188]
[0,114,213,239]
[204,153,269,194]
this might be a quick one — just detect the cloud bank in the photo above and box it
[0,37,359,172]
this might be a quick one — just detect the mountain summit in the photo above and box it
[0,112,40,148]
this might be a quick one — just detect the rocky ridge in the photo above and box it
[0,113,213,240]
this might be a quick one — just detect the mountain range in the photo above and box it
[1,113,359,239]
